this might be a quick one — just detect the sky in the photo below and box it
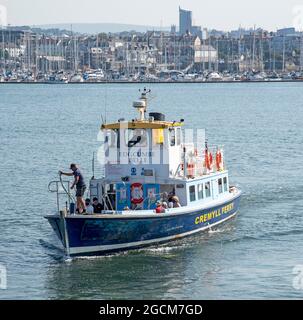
[0,0,303,31]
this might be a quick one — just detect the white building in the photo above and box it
[194,37,218,63]
[6,45,25,58]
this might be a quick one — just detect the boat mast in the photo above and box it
[300,33,303,72]
[260,31,264,72]
[35,33,38,79]
[252,25,256,70]
[216,37,219,72]
[273,42,276,72]
[282,34,285,72]
[208,36,211,71]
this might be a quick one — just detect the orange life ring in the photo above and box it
[209,153,213,167]
[216,150,223,171]
[131,183,144,204]
[181,163,195,176]
[187,163,195,177]
[205,151,213,170]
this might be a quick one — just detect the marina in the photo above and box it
[1,7,303,85]
[2,73,303,84]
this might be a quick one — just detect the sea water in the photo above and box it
[0,82,303,299]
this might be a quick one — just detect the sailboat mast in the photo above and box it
[260,31,263,72]
[282,34,286,72]
[300,33,303,72]
[252,25,256,70]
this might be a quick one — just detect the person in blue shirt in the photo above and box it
[60,163,86,214]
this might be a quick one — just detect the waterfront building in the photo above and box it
[277,28,296,36]
[191,26,202,38]
[179,6,192,35]
[194,41,218,64]
[1,23,303,79]
[170,25,177,35]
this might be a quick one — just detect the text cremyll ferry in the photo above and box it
[45,88,242,256]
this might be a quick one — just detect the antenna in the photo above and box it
[139,87,151,103]
[102,83,108,124]
[92,152,95,179]
[105,86,107,123]
[139,87,151,94]
[133,88,151,121]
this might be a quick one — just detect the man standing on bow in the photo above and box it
[59,163,86,214]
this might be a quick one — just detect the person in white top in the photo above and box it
[85,198,94,214]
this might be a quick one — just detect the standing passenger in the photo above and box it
[60,163,87,214]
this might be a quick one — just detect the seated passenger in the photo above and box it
[161,192,169,203]
[229,186,236,193]
[92,197,103,214]
[155,201,165,213]
[168,193,174,203]
[85,198,94,214]
[162,202,168,210]
[168,202,174,209]
[172,196,181,208]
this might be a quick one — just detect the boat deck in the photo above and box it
[46,188,241,219]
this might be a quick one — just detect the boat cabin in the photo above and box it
[89,88,229,212]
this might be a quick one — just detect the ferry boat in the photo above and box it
[45,88,241,256]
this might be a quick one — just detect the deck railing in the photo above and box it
[48,180,75,214]
[176,145,226,179]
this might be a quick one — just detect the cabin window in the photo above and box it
[176,128,181,145]
[105,129,118,148]
[126,129,147,147]
[198,184,204,200]
[218,178,223,194]
[189,185,196,202]
[170,128,176,146]
[205,182,211,198]
[153,129,164,145]
[223,177,228,192]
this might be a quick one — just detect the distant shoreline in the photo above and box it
[1,79,303,84]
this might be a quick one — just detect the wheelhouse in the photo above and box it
[88,88,229,212]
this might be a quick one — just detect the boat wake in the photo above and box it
[137,244,187,255]
[71,251,131,261]
[39,239,66,261]
[208,228,224,234]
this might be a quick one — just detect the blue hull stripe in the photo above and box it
[46,194,241,255]
[68,211,238,255]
